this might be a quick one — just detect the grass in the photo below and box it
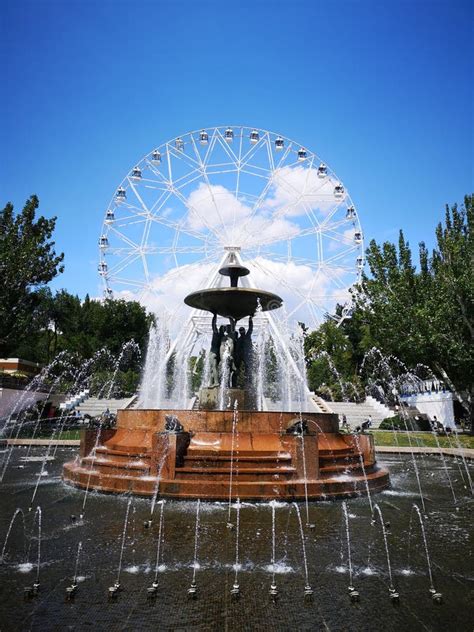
[57,430,81,440]
[371,430,474,450]
[33,429,81,440]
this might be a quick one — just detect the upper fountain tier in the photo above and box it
[184,255,283,322]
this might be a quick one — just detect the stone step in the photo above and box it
[94,448,151,463]
[319,448,355,457]
[187,449,290,458]
[76,397,132,415]
[319,454,361,464]
[83,456,150,473]
[174,466,296,481]
[96,445,151,456]
[319,463,378,479]
[184,453,292,462]
[63,464,156,490]
[177,465,296,474]
[98,444,152,455]
[63,462,390,499]
[319,462,365,473]
[182,457,291,472]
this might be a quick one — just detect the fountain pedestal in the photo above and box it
[198,387,246,410]
[63,252,390,500]
[63,408,390,500]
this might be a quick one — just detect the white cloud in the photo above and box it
[186,183,251,232]
[264,166,343,217]
[182,167,347,253]
[184,182,301,248]
[108,168,355,333]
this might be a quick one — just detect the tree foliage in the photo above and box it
[303,195,473,425]
[0,196,64,356]
[0,195,152,365]
[428,196,474,404]
[304,320,364,401]
[14,291,152,365]
[352,194,473,424]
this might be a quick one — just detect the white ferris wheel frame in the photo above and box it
[98,125,365,337]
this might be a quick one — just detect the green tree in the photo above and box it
[427,195,474,426]
[50,292,151,364]
[352,194,474,428]
[304,320,363,401]
[0,196,64,356]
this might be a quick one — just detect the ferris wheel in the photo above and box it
[98,126,364,334]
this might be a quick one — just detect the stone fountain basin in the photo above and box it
[62,409,390,500]
[184,288,283,320]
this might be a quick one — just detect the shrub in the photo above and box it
[379,414,430,431]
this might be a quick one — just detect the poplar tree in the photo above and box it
[353,195,473,429]
[0,196,64,356]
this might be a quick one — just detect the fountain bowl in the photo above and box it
[184,288,282,321]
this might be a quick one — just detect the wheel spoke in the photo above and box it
[101,126,362,331]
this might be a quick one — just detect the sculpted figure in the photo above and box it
[219,324,237,387]
[208,314,221,387]
[234,316,253,386]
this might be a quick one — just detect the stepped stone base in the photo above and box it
[63,408,390,500]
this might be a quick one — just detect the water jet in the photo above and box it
[63,252,389,502]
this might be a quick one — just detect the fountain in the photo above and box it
[1,131,471,630]
[63,250,390,500]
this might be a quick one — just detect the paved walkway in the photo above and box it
[375,445,474,460]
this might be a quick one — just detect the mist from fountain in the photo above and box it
[104,341,140,399]
[150,446,171,516]
[72,541,83,585]
[361,349,428,512]
[341,501,355,591]
[410,504,437,594]
[227,402,239,523]
[115,498,132,587]
[133,307,311,417]
[80,418,106,517]
[27,506,42,586]
[170,346,191,410]
[26,379,62,457]
[428,426,457,502]
[138,319,170,408]
[1,508,26,562]
[449,426,473,494]
[298,424,311,525]
[152,500,165,587]
[0,352,69,437]
[269,501,277,593]
[352,433,374,516]
[0,354,73,481]
[188,498,201,596]
[218,345,232,410]
[231,499,241,596]
[29,422,63,508]
[373,504,396,596]
[292,503,313,597]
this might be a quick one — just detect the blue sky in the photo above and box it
[1,0,472,303]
